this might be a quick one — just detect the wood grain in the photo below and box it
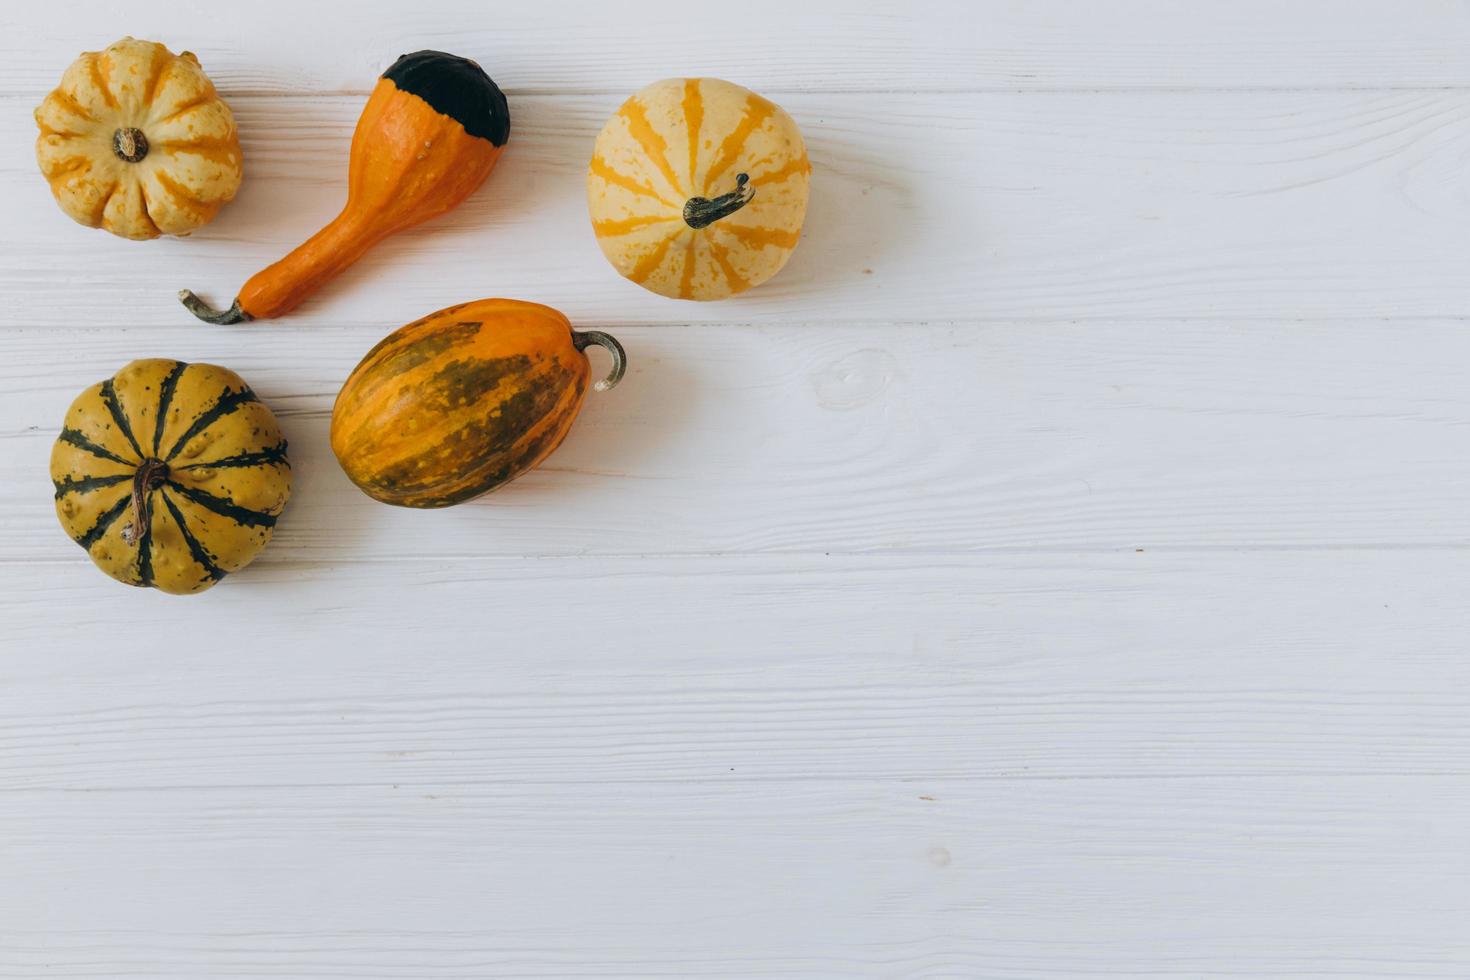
[5,89,1470,327]
[4,319,1468,561]
[5,2,1470,976]
[1,778,1467,977]
[2,552,1467,788]
[3,0,1470,96]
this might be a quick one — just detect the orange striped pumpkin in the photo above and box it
[34,38,243,240]
[331,299,625,508]
[587,78,810,300]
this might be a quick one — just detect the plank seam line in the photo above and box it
[7,85,1470,99]
[4,771,1469,794]
[8,542,1470,568]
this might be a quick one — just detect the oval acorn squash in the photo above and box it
[587,77,810,300]
[34,37,243,240]
[331,299,625,508]
[51,359,291,594]
[181,50,510,323]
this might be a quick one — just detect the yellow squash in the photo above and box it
[587,77,810,300]
[331,299,625,507]
[51,360,291,594]
[34,38,243,240]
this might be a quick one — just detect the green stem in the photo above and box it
[683,173,755,229]
[572,330,627,392]
[178,290,251,325]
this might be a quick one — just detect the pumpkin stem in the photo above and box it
[178,289,252,325]
[571,330,627,392]
[682,173,755,229]
[112,127,149,163]
[121,458,169,546]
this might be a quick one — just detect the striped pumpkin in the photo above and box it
[34,37,243,240]
[587,78,810,300]
[331,299,625,508]
[51,360,291,594]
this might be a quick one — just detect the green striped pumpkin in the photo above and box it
[50,359,291,593]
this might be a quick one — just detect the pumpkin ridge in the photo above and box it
[105,181,161,238]
[84,53,118,111]
[591,214,677,237]
[618,98,684,198]
[74,491,131,549]
[58,426,136,466]
[589,155,676,209]
[750,154,811,186]
[627,228,682,285]
[716,223,802,250]
[53,472,132,498]
[138,181,172,235]
[155,136,239,152]
[677,234,699,299]
[166,480,279,528]
[178,443,289,471]
[164,387,259,461]
[151,169,215,216]
[87,182,116,227]
[703,94,776,195]
[150,90,213,126]
[160,489,226,584]
[706,235,751,294]
[682,79,704,187]
[137,183,163,237]
[41,154,93,180]
[151,361,189,455]
[47,88,97,125]
[154,139,241,172]
[98,379,144,459]
[35,121,67,139]
[141,43,173,110]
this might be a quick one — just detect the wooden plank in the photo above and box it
[2,552,1468,789]
[4,318,1467,561]
[3,1,1470,96]
[1,777,1468,977]
[5,89,1469,328]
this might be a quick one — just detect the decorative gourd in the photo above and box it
[180,51,510,324]
[587,78,810,301]
[34,37,243,240]
[51,360,291,594]
[331,299,625,508]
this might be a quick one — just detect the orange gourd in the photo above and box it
[331,299,625,508]
[180,51,509,323]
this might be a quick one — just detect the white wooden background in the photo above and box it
[4,1,1470,976]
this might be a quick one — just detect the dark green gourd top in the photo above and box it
[382,50,510,146]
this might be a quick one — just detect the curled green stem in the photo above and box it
[572,330,627,392]
[683,173,755,229]
[179,289,251,325]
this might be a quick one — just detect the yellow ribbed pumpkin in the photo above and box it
[34,37,243,240]
[51,360,291,594]
[587,78,810,300]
